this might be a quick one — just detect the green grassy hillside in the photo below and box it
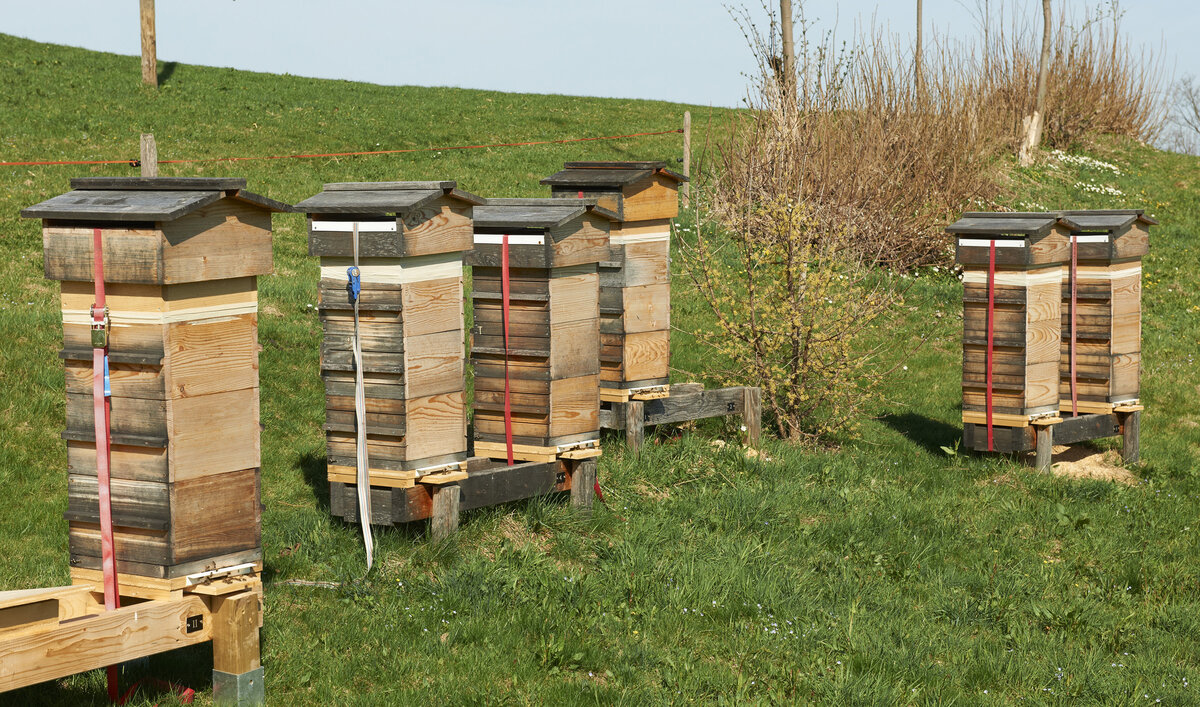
[2,33,1200,705]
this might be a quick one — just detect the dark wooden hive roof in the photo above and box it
[1062,209,1158,232]
[20,177,291,221]
[946,212,1066,238]
[540,161,687,188]
[475,198,619,229]
[295,181,484,214]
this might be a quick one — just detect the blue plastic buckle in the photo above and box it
[103,354,111,398]
[346,266,362,302]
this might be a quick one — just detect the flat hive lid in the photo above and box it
[946,212,1065,238]
[474,199,619,229]
[20,177,291,221]
[295,181,484,214]
[1063,209,1158,232]
[540,161,687,188]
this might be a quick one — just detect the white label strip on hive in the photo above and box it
[611,229,670,245]
[473,233,545,245]
[320,252,461,285]
[1070,234,1110,242]
[310,220,398,233]
[957,238,1028,248]
[961,267,1062,286]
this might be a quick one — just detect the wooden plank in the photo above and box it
[160,199,274,283]
[168,468,261,565]
[641,387,745,426]
[626,400,645,453]
[570,458,596,511]
[1120,409,1140,463]
[1053,413,1121,445]
[0,596,211,693]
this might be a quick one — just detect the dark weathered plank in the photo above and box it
[71,177,246,191]
[21,190,221,221]
[1053,413,1120,445]
[295,189,437,214]
[474,203,586,229]
[641,388,746,426]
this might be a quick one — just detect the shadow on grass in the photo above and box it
[157,60,177,86]
[297,449,330,512]
[879,412,962,456]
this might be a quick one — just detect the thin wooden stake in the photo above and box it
[430,485,460,541]
[140,0,157,87]
[569,459,596,512]
[743,386,762,448]
[1120,410,1140,463]
[140,134,158,177]
[1034,424,1053,472]
[681,111,691,208]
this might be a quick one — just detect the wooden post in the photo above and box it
[1034,424,1053,472]
[914,0,923,95]
[625,400,645,454]
[742,387,762,448]
[1120,410,1141,463]
[569,458,596,511]
[140,134,158,177]
[430,485,460,541]
[681,111,691,208]
[779,0,795,91]
[140,0,157,87]
[211,590,264,706]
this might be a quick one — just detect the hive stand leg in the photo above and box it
[1034,424,1054,473]
[430,484,461,541]
[570,458,597,512]
[211,590,264,706]
[1120,410,1141,464]
[625,400,645,454]
[742,387,762,447]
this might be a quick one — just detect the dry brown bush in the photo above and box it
[678,1,1164,443]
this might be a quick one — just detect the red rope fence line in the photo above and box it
[0,128,684,167]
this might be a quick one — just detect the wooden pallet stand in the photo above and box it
[466,198,616,463]
[599,383,762,453]
[1057,210,1154,415]
[10,176,284,703]
[963,403,1142,472]
[329,455,598,539]
[294,181,484,514]
[541,161,687,399]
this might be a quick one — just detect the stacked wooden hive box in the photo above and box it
[21,177,287,588]
[948,212,1069,451]
[1058,210,1153,415]
[295,182,482,517]
[540,162,686,402]
[467,199,615,462]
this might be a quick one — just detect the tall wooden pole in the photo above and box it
[681,111,691,209]
[141,0,157,87]
[915,0,924,95]
[779,0,795,95]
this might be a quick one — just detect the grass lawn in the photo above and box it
[1,33,1199,705]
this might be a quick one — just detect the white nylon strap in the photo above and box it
[351,222,373,570]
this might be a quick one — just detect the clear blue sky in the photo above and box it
[3,1,1193,107]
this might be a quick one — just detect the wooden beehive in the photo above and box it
[949,213,1070,437]
[465,198,615,460]
[541,162,686,399]
[21,177,288,580]
[1058,210,1154,414]
[295,181,482,495]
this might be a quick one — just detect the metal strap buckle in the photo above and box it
[89,305,109,348]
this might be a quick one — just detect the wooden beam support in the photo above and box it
[681,111,691,208]
[430,484,460,541]
[569,458,596,512]
[743,386,762,447]
[211,589,264,706]
[1120,409,1141,464]
[1033,424,1054,472]
[625,400,645,454]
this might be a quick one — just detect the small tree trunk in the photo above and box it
[780,0,795,98]
[1018,0,1052,166]
[915,0,924,96]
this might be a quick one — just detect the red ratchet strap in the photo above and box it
[577,190,584,199]
[91,228,121,701]
[1069,236,1079,416]
[118,678,195,705]
[985,240,996,452]
[501,235,515,465]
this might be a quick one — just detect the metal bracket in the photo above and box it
[89,305,109,348]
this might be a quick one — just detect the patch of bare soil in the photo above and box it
[1048,446,1139,485]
